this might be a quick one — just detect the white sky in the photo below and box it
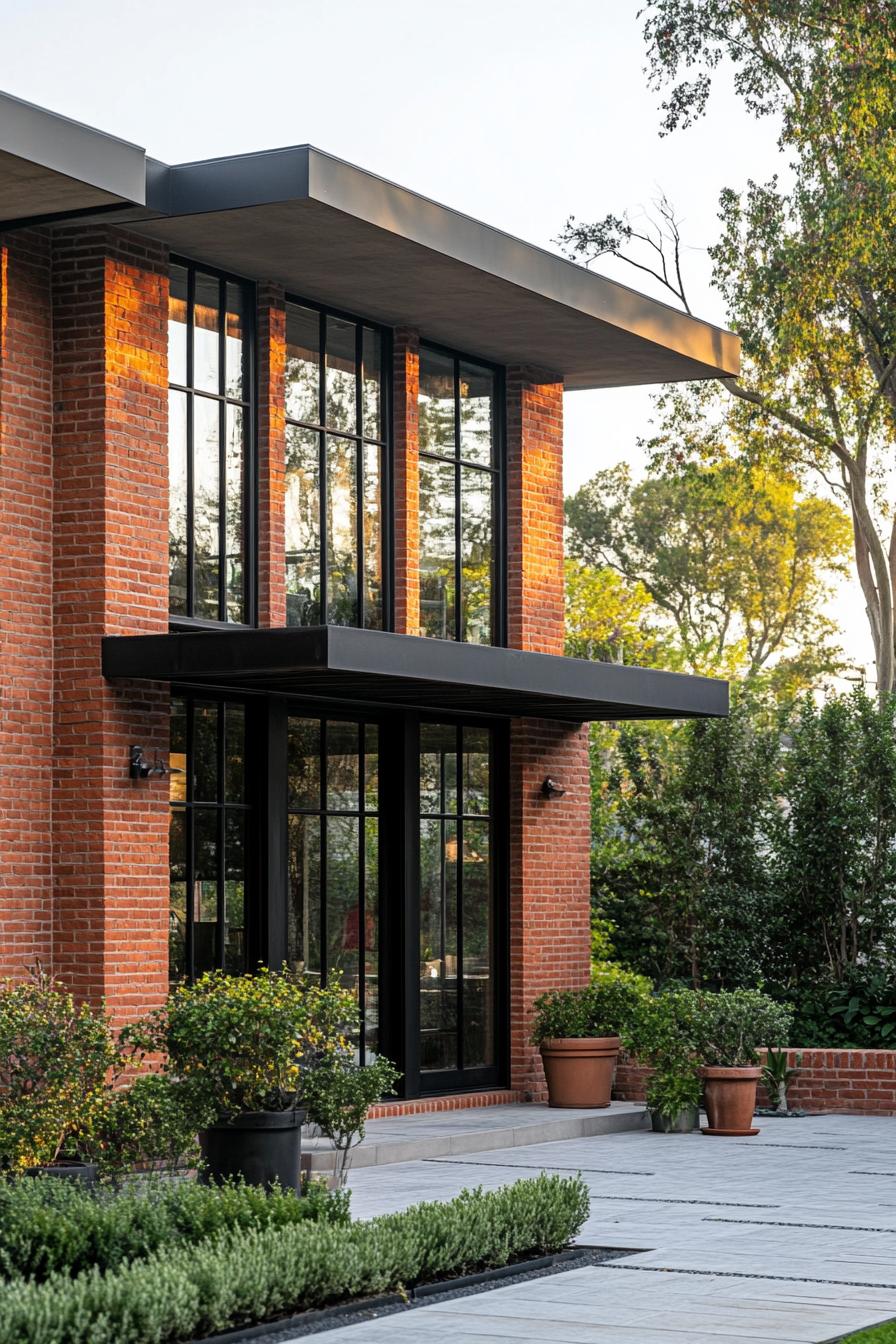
[0,0,874,681]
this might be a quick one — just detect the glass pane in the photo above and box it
[285,303,321,425]
[459,363,494,465]
[193,701,219,803]
[193,396,221,620]
[193,273,220,394]
[168,264,188,387]
[325,315,357,434]
[362,328,382,440]
[327,721,360,811]
[225,282,246,400]
[462,727,490,815]
[419,348,455,457]
[364,816,379,1061]
[287,814,321,980]
[168,389,188,615]
[419,723,457,815]
[462,819,492,1068]
[225,405,244,622]
[224,811,245,974]
[287,717,321,810]
[419,457,456,640]
[419,818,458,1072]
[169,697,188,804]
[327,815,360,992]
[193,808,219,976]
[364,723,379,812]
[460,467,493,645]
[168,810,187,981]
[224,704,245,803]
[326,436,358,626]
[285,426,321,627]
[362,442,382,630]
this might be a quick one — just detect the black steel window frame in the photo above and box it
[169,255,258,630]
[169,690,261,983]
[418,340,506,648]
[283,709,381,1066]
[283,294,393,631]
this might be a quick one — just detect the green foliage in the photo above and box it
[692,990,792,1068]
[84,1075,201,1179]
[531,978,646,1045]
[564,559,673,668]
[0,1173,348,1283]
[628,990,702,1120]
[125,966,357,1121]
[761,1046,800,1112]
[303,1053,400,1188]
[0,968,121,1171]
[792,968,896,1049]
[0,1174,589,1343]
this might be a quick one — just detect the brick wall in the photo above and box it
[257,286,286,628]
[392,329,420,635]
[612,1050,896,1116]
[51,227,170,1021]
[505,367,591,1099]
[0,229,55,976]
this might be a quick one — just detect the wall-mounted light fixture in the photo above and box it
[129,745,185,781]
[541,776,566,799]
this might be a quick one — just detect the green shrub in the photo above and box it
[84,1075,202,1179]
[0,1173,348,1283]
[628,990,701,1120]
[531,978,646,1045]
[0,1174,588,1343]
[303,1054,400,1188]
[692,989,793,1067]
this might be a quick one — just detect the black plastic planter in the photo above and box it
[25,1161,98,1186]
[199,1111,304,1193]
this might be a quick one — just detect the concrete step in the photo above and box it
[302,1101,647,1173]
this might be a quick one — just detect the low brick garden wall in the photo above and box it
[613,1049,896,1116]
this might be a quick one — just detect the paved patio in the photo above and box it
[301,1112,896,1342]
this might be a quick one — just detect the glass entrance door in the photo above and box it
[418,723,497,1090]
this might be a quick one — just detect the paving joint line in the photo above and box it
[598,1260,896,1290]
[423,1158,656,1176]
[705,1216,896,1233]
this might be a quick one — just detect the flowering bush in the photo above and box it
[125,967,358,1120]
[0,967,120,1171]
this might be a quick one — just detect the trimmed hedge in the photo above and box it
[0,1175,348,1283]
[0,1173,589,1344]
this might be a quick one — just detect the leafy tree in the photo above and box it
[566,458,849,687]
[564,559,673,666]
[563,1,896,698]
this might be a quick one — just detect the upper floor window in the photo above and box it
[168,260,254,624]
[284,302,386,629]
[418,347,500,644]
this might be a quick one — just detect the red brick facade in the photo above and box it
[392,329,421,636]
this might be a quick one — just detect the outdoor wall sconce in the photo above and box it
[129,745,185,781]
[541,777,566,799]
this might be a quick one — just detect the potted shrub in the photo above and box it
[692,989,793,1136]
[0,967,119,1182]
[628,989,701,1133]
[303,1053,400,1188]
[532,972,645,1108]
[127,966,356,1192]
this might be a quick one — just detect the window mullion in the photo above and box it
[356,326,365,630]
[453,358,462,642]
[319,313,328,625]
[185,268,195,618]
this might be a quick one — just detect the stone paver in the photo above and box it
[295,1113,896,1342]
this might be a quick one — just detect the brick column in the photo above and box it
[392,328,420,635]
[0,229,54,976]
[257,285,286,627]
[52,228,170,1022]
[505,366,591,1100]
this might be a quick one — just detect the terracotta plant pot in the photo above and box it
[540,1036,620,1108]
[700,1066,761,1136]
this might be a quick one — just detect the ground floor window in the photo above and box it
[168,698,506,1096]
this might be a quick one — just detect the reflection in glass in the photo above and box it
[327,721,360,811]
[169,811,187,981]
[327,815,360,990]
[327,436,358,626]
[287,718,321,810]
[193,396,220,619]
[419,817,458,1072]
[225,283,245,399]
[461,468,493,644]
[326,316,357,433]
[419,348,455,456]
[362,443,382,629]
[285,304,320,425]
[224,704,245,803]
[193,273,220,394]
[364,723,379,810]
[224,811,245,973]
[462,728,490,815]
[362,328,381,439]
[419,457,456,639]
[285,427,321,626]
[193,808,219,976]
[193,702,218,802]
[287,814,321,981]
[168,264,188,387]
[168,389,188,614]
[462,820,492,1067]
[364,816,379,1058]
[459,363,494,465]
[225,405,244,622]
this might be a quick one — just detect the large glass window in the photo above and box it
[418,348,499,644]
[286,716,380,1063]
[169,696,250,981]
[168,261,253,623]
[284,303,386,629]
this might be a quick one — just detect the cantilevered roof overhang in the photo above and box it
[102,626,728,722]
[0,91,146,225]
